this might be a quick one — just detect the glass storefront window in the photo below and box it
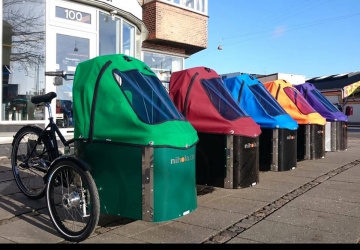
[99,12,137,57]
[123,21,134,57]
[2,0,142,125]
[2,0,46,121]
[143,52,183,90]
[99,12,119,55]
[55,34,89,128]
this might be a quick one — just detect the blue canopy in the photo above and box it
[295,82,348,122]
[223,74,298,130]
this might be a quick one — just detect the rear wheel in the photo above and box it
[11,126,52,199]
[46,160,100,242]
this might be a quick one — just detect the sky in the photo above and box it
[185,0,360,79]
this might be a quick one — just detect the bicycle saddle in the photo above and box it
[31,92,57,104]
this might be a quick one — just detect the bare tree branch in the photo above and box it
[3,0,45,73]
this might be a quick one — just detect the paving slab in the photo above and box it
[0,170,12,182]
[259,171,313,185]
[300,180,360,203]
[287,195,360,218]
[0,213,63,243]
[319,152,359,164]
[296,161,343,174]
[176,205,247,231]
[251,179,303,193]
[330,165,360,184]
[0,236,14,243]
[226,186,285,203]
[104,219,172,237]
[110,220,217,243]
[265,206,360,238]
[200,196,269,215]
[196,186,231,204]
[0,180,21,196]
[229,220,356,243]
[278,168,329,179]
[0,192,46,220]
[82,232,146,244]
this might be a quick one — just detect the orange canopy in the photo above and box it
[263,80,326,125]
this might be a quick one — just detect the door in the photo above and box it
[47,28,96,134]
[46,0,97,135]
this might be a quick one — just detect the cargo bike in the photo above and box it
[11,54,198,242]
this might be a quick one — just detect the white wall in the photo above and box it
[278,73,306,85]
[220,72,242,79]
[326,96,340,104]
[94,0,142,20]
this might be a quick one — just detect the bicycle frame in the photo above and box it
[23,102,74,173]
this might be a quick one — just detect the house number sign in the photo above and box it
[55,6,91,24]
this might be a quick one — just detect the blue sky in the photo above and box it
[185,0,360,79]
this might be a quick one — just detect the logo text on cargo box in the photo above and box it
[170,154,195,165]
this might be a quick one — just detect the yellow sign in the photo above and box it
[343,81,360,98]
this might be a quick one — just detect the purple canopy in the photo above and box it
[295,82,348,122]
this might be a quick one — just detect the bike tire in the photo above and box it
[46,159,100,242]
[11,125,53,200]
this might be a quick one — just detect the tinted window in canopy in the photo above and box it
[249,84,287,117]
[114,69,186,124]
[283,87,316,115]
[201,77,248,120]
[310,89,340,112]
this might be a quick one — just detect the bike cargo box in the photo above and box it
[169,67,261,188]
[295,82,348,152]
[72,54,198,222]
[224,74,298,172]
[264,80,326,161]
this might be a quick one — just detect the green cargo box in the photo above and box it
[76,141,197,222]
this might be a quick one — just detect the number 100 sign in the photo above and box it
[56,6,91,24]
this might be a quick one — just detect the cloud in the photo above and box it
[273,25,287,38]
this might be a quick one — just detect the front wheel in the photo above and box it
[46,159,100,242]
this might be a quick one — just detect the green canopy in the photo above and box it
[73,54,198,148]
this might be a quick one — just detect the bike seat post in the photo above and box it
[44,102,53,120]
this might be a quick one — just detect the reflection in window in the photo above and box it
[99,12,119,55]
[249,84,287,117]
[99,13,137,57]
[283,87,316,115]
[2,0,46,121]
[201,78,248,120]
[163,0,207,14]
[123,21,134,57]
[310,89,340,112]
[55,34,89,128]
[114,69,185,124]
[143,52,183,86]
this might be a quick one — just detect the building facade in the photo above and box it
[221,72,306,85]
[1,0,208,135]
[306,72,360,124]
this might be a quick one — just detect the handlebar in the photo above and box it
[45,71,75,80]
[45,71,64,77]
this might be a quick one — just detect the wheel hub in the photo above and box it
[62,192,81,210]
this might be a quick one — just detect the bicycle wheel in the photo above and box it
[46,159,100,242]
[11,126,52,200]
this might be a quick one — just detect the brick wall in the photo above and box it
[142,1,208,55]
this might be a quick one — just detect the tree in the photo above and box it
[3,0,45,73]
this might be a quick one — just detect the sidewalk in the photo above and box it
[0,136,360,243]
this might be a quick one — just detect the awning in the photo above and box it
[343,81,360,98]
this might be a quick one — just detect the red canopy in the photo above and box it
[169,67,261,138]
